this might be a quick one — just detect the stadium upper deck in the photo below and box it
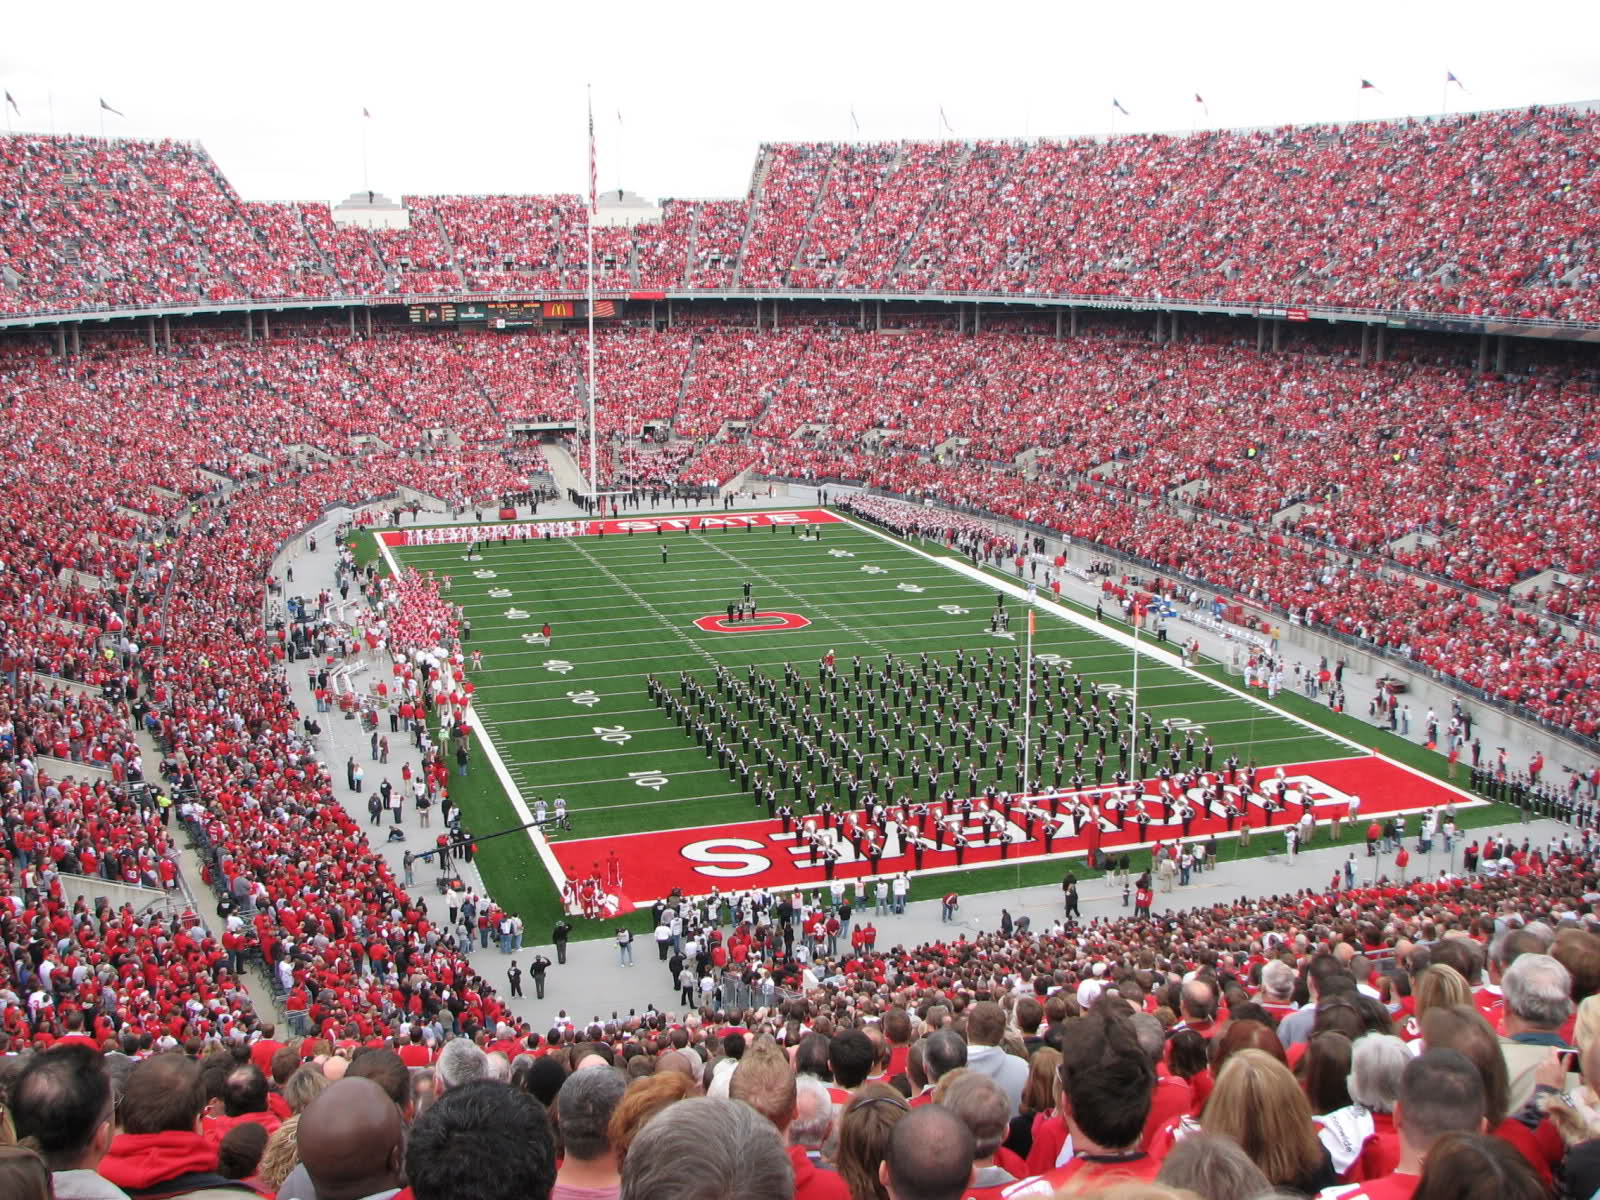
[1,105,1596,325]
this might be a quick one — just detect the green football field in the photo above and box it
[375,509,1498,939]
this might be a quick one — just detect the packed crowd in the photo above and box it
[4,840,1600,1200]
[4,315,1600,740]
[5,105,1598,319]
[0,338,552,1056]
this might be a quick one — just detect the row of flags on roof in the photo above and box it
[4,72,1471,127]
[3,71,1474,131]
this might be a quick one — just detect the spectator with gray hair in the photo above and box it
[435,1039,491,1093]
[1156,1132,1272,1200]
[619,1098,793,1200]
[1260,959,1298,1014]
[921,1030,967,1096]
[789,1077,838,1172]
[938,1073,1014,1192]
[553,1067,627,1200]
[1349,1035,1411,1116]
[1316,1034,1411,1179]
[1500,952,1580,1114]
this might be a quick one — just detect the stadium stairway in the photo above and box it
[540,442,590,496]
[138,722,277,1021]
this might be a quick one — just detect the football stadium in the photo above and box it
[2,9,1599,1199]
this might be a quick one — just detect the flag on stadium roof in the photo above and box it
[4,90,18,116]
[1360,79,1377,91]
[588,95,598,215]
[939,106,954,133]
[99,97,123,116]
[1113,98,1130,115]
[1447,71,1465,89]
[363,107,372,118]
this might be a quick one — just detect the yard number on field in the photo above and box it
[594,725,632,744]
[566,690,600,707]
[629,769,670,791]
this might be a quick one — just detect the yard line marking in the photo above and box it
[565,537,720,668]
[833,510,1371,757]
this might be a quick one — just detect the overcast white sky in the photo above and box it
[4,0,1597,206]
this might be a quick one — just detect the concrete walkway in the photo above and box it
[277,483,1566,1027]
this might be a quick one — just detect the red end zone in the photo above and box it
[549,755,1486,909]
[378,508,844,546]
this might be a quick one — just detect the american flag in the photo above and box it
[588,99,597,217]
[592,300,616,318]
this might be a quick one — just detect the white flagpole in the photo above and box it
[1023,612,1034,796]
[586,87,598,503]
[1131,610,1140,775]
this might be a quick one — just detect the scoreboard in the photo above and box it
[406,303,458,325]
[406,300,617,327]
[486,301,542,326]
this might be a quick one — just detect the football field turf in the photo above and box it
[377,508,1485,933]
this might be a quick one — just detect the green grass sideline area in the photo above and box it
[370,509,1514,942]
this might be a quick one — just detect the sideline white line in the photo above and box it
[833,511,1373,757]
[374,532,569,898]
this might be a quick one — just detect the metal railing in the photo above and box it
[5,283,1598,338]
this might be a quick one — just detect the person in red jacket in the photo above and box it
[99,1055,258,1198]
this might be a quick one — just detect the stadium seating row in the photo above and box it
[4,105,1597,320]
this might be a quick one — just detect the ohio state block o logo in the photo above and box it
[694,611,812,633]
